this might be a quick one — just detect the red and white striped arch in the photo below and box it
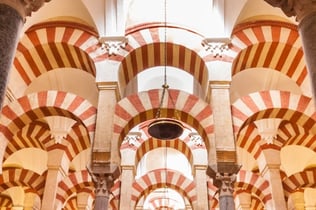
[55,170,93,206]
[277,121,316,150]
[236,170,272,205]
[14,21,98,88]
[282,168,316,198]
[131,169,197,208]
[4,121,50,161]
[231,21,309,90]
[235,189,265,210]
[0,168,46,196]
[134,138,193,166]
[113,89,213,148]
[0,91,96,171]
[105,27,209,94]
[232,90,316,134]
[236,123,263,159]
[61,124,91,161]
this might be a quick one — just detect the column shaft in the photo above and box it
[41,167,66,210]
[193,166,208,209]
[119,166,135,210]
[0,3,23,110]
[258,149,287,210]
[41,150,69,210]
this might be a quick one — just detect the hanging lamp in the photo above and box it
[147,0,184,140]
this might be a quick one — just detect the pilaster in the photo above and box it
[92,82,120,164]
[236,192,251,210]
[289,191,305,210]
[193,165,208,209]
[41,150,70,210]
[257,148,286,210]
[119,165,136,210]
[77,192,93,210]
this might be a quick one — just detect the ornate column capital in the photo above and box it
[265,0,316,22]
[87,163,120,197]
[0,0,51,20]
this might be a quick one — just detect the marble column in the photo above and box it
[0,0,50,110]
[264,0,316,102]
[87,163,120,210]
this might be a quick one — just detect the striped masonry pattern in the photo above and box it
[113,89,213,146]
[14,22,98,87]
[282,168,316,198]
[0,168,46,197]
[231,90,316,134]
[235,189,265,209]
[135,138,193,166]
[55,170,93,204]
[237,170,272,204]
[231,21,310,93]
[131,169,196,207]
[117,42,209,93]
[0,91,96,143]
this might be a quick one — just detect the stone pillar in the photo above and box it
[193,165,209,209]
[255,119,287,210]
[119,165,135,209]
[205,72,240,209]
[305,188,316,210]
[77,192,93,210]
[24,193,41,210]
[289,191,305,210]
[0,0,50,110]
[257,149,286,210]
[41,149,69,210]
[89,81,121,210]
[236,192,251,210]
[119,132,139,210]
[92,82,120,165]
[264,0,316,102]
[208,81,237,165]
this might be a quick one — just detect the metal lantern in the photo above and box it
[148,118,184,140]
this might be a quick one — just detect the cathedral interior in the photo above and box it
[0,0,316,209]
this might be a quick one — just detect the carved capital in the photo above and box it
[87,163,120,197]
[265,0,316,22]
[0,0,51,20]
[99,36,128,56]
[202,38,230,58]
